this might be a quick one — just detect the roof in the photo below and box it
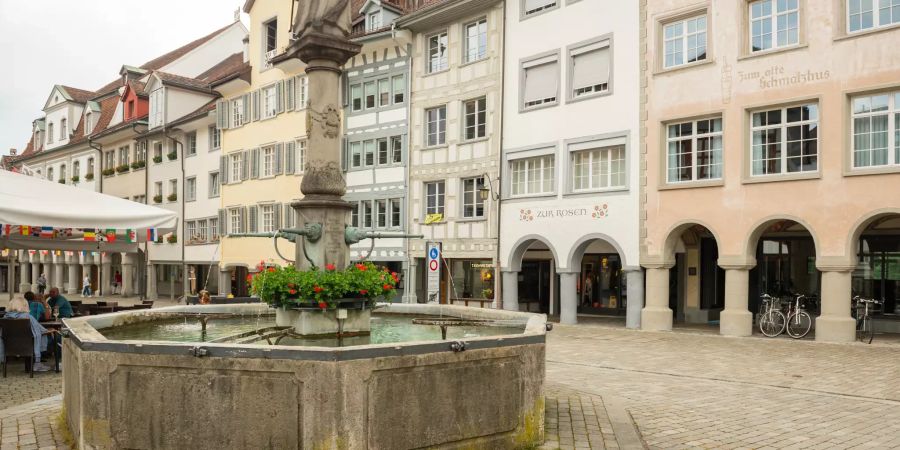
[59,85,96,104]
[165,99,218,129]
[195,52,245,84]
[155,71,217,94]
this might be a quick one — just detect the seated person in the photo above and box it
[24,291,50,322]
[3,297,53,372]
[47,287,74,318]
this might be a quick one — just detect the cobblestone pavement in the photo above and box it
[0,366,61,411]
[0,396,69,450]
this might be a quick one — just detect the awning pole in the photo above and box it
[7,248,14,301]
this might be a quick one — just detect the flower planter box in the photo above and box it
[152,156,163,164]
[167,152,177,161]
[275,304,372,336]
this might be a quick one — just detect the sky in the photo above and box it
[0,0,249,157]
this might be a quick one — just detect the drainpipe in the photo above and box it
[495,4,507,309]
[163,127,186,302]
[87,135,104,293]
[132,122,149,301]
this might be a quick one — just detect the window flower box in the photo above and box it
[115,164,130,174]
[152,155,163,164]
[249,261,399,310]
[85,173,94,181]
[166,234,178,244]
[130,160,146,170]
[58,178,66,184]
[167,193,177,202]
[101,168,115,177]
[167,151,178,161]
[153,195,163,204]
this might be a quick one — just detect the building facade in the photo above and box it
[640,0,900,341]
[398,0,504,307]
[498,0,642,326]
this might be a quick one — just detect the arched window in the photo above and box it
[87,157,95,175]
[48,167,54,180]
[60,118,67,140]
[60,164,66,181]
[73,161,80,177]
[85,112,93,134]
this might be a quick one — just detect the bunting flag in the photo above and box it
[31,227,40,237]
[126,229,137,243]
[83,229,96,241]
[40,250,48,255]
[21,225,30,236]
[40,226,54,238]
[105,229,116,243]
[147,228,158,242]
[0,224,8,237]
[55,250,62,256]
[58,228,73,238]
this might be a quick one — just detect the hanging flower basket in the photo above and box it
[250,261,399,310]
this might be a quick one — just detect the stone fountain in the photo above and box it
[59,2,547,449]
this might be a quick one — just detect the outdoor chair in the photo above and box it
[68,300,82,308]
[0,318,36,378]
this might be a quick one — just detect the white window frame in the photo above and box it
[209,125,221,150]
[262,145,276,177]
[262,84,278,119]
[509,154,555,197]
[425,105,447,147]
[229,208,242,234]
[350,142,362,168]
[665,118,724,183]
[463,97,487,141]
[209,172,220,198]
[848,0,900,33]
[230,153,242,182]
[260,204,275,233]
[462,177,486,219]
[185,177,196,202]
[520,51,560,111]
[297,76,309,109]
[350,84,363,112]
[851,91,900,169]
[750,103,820,177]
[571,146,626,192]
[749,0,799,53]
[521,0,558,18]
[296,139,307,173]
[463,18,488,64]
[231,97,245,127]
[663,14,708,69]
[186,132,197,156]
[368,11,382,31]
[389,198,402,228]
[568,37,612,101]
[427,31,449,74]
[424,181,445,216]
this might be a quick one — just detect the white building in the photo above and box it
[498,0,643,325]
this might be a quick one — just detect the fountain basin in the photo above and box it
[275,306,371,336]
[62,303,546,449]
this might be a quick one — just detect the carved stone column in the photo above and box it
[19,251,31,293]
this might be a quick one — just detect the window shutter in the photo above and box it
[285,141,296,174]
[572,44,610,91]
[218,209,226,236]
[252,90,260,121]
[248,205,258,233]
[241,150,250,181]
[241,93,250,124]
[274,203,282,230]
[284,203,295,228]
[276,81,285,114]
[219,155,227,185]
[523,58,558,104]
[275,143,284,174]
[285,78,295,111]
[224,100,232,129]
[251,148,260,179]
[240,207,247,233]
[215,100,225,129]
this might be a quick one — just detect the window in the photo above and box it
[663,15,707,68]
[427,31,449,73]
[571,146,626,191]
[351,202,360,227]
[363,201,373,227]
[264,18,278,54]
[134,195,146,204]
[260,204,275,232]
[47,123,54,144]
[187,222,197,242]
[297,76,308,109]
[750,0,799,52]
[154,182,162,198]
[523,0,557,17]
[135,140,147,163]
[169,179,177,199]
[464,19,488,63]
[376,199,387,227]
[197,219,208,242]
[378,79,391,107]
[377,138,389,165]
[522,54,559,109]
[209,218,219,240]
[60,118,67,140]
[368,12,382,31]
[128,100,135,118]
[350,142,362,168]
[60,164,66,181]
[186,177,196,201]
[848,0,900,33]
[852,92,900,168]
[186,132,197,156]
[73,161,80,178]
[463,97,487,140]
[570,39,611,99]
[153,142,163,161]
[262,145,276,177]
[47,168,54,181]
[118,146,130,166]
[230,153,242,181]
[232,97,245,127]
[425,181,445,215]
[149,89,164,128]
[262,84,278,119]
[104,151,115,170]
[363,81,376,109]
[391,136,403,163]
[510,155,555,196]
[85,112,93,134]
[462,177,485,218]
[666,118,723,183]
[390,198,402,227]
[297,139,307,173]
[364,140,376,166]
[426,106,447,146]
[392,75,405,103]
[86,157,94,176]
[351,84,363,111]
[751,103,819,176]
[229,208,242,234]
[209,125,221,150]
[209,172,220,197]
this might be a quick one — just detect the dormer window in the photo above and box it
[60,118,67,140]
[263,18,278,66]
[85,112,93,134]
[367,11,382,31]
[149,88,164,128]
[128,100,135,118]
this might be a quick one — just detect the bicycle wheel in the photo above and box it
[859,316,874,344]
[785,311,812,339]
[759,311,786,337]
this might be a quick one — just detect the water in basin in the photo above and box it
[99,313,526,347]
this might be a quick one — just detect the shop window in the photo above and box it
[450,260,495,301]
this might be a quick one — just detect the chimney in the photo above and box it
[242,35,250,63]
[9,148,16,156]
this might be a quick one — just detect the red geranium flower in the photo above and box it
[288,289,297,295]
[383,284,392,290]
[313,286,323,293]
[267,267,276,273]
[391,272,399,282]
[318,301,327,309]
[246,274,253,282]
[355,263,366,271]
[325,263,336,271]
[359,289,368,295]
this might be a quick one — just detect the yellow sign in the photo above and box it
[424,213,444,225]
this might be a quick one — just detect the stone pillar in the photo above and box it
[183,265,192,296]
[19,252,31,293]
[625,269,644,329]
[720,267,753,337]
[218,267,231,296]
[641,265,673,331]
[501,270,518,311]
[31,261,40,292]
[66,258,80,295]
[100,259,112,297]
[402,260,417,304]
[146,264,158,300]
[53,258,65,292]
[559,272,578,325]
[816,268,856,343]
[121,254,134,297]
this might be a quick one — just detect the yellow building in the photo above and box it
[215,0,310,295]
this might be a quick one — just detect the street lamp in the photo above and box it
[478,173,499,201]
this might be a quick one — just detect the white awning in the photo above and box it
[0,169,177,230]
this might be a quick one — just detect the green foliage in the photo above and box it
[152,155,163,163]
[167,151,178,160]
[250,261,399,310]
[115,164,130,173]
[153,194,163,204]
[85,172,94,180]
[70,175,79,183]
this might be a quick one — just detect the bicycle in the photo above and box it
[853,296,882,344]
[784,294,812,339]
[758,294,786,337]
